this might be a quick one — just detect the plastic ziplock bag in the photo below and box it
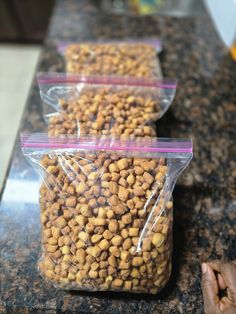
[57,39,162,54]
[57,39,162,78]
[21,134,193,294]
[38,73,177,138]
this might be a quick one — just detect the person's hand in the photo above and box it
[201,260,236,314]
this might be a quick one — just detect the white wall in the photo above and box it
[204,0,236,47]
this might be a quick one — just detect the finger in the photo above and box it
[219,296,234,313]
[209,260,236,303]
[208,260,225,272]
[201,263,220,314]
[217,273,227,290]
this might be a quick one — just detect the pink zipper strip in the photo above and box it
[21,135,193,154]
[57,39,162,54]
[37,74,177,89]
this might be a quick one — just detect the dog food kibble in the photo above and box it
[48,86,160,138]
[65,43,161,78]
[38,151,172,294]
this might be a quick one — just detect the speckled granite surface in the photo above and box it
[0,0,236,313]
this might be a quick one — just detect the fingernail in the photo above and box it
[201,263,207,274]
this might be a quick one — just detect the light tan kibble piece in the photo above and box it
[44,256,55,270]
[66,196,76,207]
[129,228,139,237]
[85,222,94,233]
[113,204,126,215]
[43,228,52,238]
[75,215,87,226]
[75,239,85,249]
[109,246,120,257]
[117,158,129,171]
[131,268,140,278]
[160,166,168,174]
[56,216,67,228]
[132,237,139,245]
[107,209,114,219]
[162,224,169,235]
[76,182,88,194]
[105,275,113,285]
[103,229,113,240]
[91,234,103,243]
[108,221,118,233]
[123,238,132,250]
[127,199,134,209]
[47,166,57,174]
[133,187,145,196]
[108,195,120,206]
[127,174,135,186]
[119,261,130,269]
[157,245,165,254]
[118,186,129,202]
[82,164,93,174]
[109,181,119,194]
[112,279,123,287]
[134,166,144,175]
[140,265,146,273]
[108,266,116,275]
[132,257,143,266]
[119,177,127,188]
[91,262,99,270]
[152,233,165,247]
[142,238,152,251]
[98,207,106,218]
[47,244,58,253]
[99,269,107,278]
[132,279,139,286]
[61,245,70,255]
[111,235,123,246]
[78,231,89,242]
[120,251,131,262]
[121,229,128,239]
[108,255,117,267]
[51,227,60,239]
[63,235,72,246]
[109,163,119,172]
[156,172,165,182]
[143,252,151,263]
[90,246,102,258]
[166,201,173,210]
[76,249,86,263]
[122,213,132,224]
[93,217,107,226]
[99,239,110,250]
[143,172,154,185]
[88,269,98,279]
[124,281,132,290]
[68,273,76,281]
[88,171,100,181]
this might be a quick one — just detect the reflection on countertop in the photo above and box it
[0,0,236,312]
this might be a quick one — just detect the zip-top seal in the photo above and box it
[37,73,177,90]
[57,38,162,55]
[21,133,192,156]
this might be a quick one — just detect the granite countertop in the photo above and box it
[0,0,236,313]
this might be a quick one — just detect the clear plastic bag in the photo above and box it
[21,134,193,294]
[38,74,177,138]
[57,39,162,78]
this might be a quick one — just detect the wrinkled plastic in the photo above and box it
[58,40,162,78]
[21,134,193,294]
[37,73,177,138]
